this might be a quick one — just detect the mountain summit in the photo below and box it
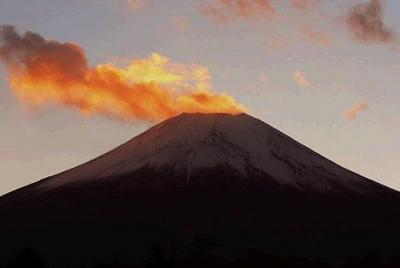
[0,113,399,267]
[23,112,390,196]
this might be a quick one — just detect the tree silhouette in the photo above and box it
[92,261,137,268]
[344,253,382,268]
[7,248,46,268]
[284,256,332,268]
[387,256,400,268]
[142,244,171,268]
[190,237,220,259]
[238,249,281,268]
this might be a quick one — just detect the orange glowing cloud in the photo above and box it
[291,0,320,10]
[293,70,312,87]
[0,25,245,122]
[170,16,190,33]
[302,25,331,47]
[127,0,147,13]
[200,0,321,23]
[344,101,369,120]
[200,0,277,22]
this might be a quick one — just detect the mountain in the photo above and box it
[3,113,393,196]
[0,113,399,267]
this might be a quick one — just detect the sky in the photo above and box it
[0,0,399,195]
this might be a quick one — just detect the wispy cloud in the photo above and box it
[346,0,394,44]
[200,0,321,22]
[170,16,189,33]
[200,0,398,49]
[302,24,331,47]
[259,73,270,83]
[199,0,277,23]
[291,0,320,10]
[293,70,312,87]
[127,0,147,13]
[344,101,369,120]
[264,32,292,50]
[199,0,332,48]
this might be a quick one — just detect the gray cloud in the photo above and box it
[346,0,394,43]
[0,25,88,83]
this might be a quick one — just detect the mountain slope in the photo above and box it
[7,113,393,196]
[0,113,399,267]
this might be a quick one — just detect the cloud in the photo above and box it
[302,24,331,47]
[127,0,147,13]
[200,0,277,23]
[259,73,270,83]
[344,101,369,120]
[0,25,88,83]
[199,0,331,48]
[264,32,292,49]
[170,16,189,33]
[0,25,245,122]
[346,0,394,43]
[291,0,320,10]
[293,70,311,87]
[200,0,322,22]
[200,0,398,49]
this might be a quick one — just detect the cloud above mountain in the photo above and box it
[0,25,245,122]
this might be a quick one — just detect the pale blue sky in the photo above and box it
[0,0,399,194]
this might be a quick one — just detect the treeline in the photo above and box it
[2,246,400,268]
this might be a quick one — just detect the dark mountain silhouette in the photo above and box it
[0,113,399,267]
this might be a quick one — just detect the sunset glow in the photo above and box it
[1,26,245,122]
